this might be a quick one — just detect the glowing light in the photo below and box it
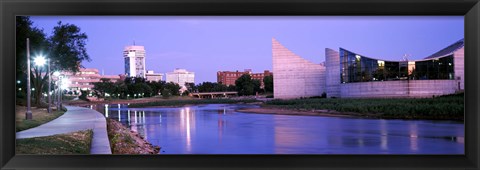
[34,56,47,66]
[61,78,70,89]
[355,55,361,61]
[378,60,385,67]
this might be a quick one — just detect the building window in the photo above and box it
[339,48,454,83]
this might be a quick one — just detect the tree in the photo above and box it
[27,21,90,105]
[48,21,90,73]
[92,78,115,98]
[235,74,260,96]
[185,82,197,93]
[164,82,181,96]
[196,82,230,92]
[147,80,166,96]
[16,16,48,102]
[263,75,273,93]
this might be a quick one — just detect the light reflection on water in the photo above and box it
[93,104,464,154]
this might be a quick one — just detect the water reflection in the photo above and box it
[95,104,464,154]
[409,123,419,151]
[380,120,388,151]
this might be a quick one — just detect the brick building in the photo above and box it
[217,69,272,88]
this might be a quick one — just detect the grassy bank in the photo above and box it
[16,106,66,132]
[129,98,260,108]
[264,93,464,121]
[107,119,160,154]
[16,130,93,154]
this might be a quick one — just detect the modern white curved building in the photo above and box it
[272,38,464,99]
[272,38,326,99]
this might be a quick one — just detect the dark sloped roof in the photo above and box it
[424,38,464,59]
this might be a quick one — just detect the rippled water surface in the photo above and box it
[94,104,464,154]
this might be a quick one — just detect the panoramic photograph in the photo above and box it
[15,16,464,154]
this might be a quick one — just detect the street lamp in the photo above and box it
[58,76,69,109]
[25,38,32,120]
[33,55,52,113]
[57,75,63,110]
[25,38,46,119]
[53,71,60,110]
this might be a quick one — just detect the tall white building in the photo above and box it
[166,68,195,90]
[124,45,146,78]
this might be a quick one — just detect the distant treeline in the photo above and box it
[91,74,273,99]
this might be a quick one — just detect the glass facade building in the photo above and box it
[340,48,455,83]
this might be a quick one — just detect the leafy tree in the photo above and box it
[161,89,172,98]
[235,74,260,96]
[164,82,181,96]
[79,90,90,101]
[22,20,91,105]
[197,82,215,92]
[16,16,48,103]
[146,80,166,96]
[185,82,197,93]
[252,79,261,94]
[48,21,90,73]
[92,78,115,98]
[196,82,232,92]
[263,75,273,93]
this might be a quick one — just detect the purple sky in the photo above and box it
[29,16,463,83]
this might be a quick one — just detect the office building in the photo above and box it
[166,68,195,89]
[124,45,146,78]
[145,70,163,82]
[217,69,272,88]
[56,68,121,95]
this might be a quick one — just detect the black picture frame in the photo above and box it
[1,0,479,169]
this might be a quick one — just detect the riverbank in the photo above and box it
[16,105,66,132]
[128,98,260,108]
[65,96,199,107]
[107,119,160,154]
[260,93,464,121]
[16,130,93,154]
[236,107,370,118]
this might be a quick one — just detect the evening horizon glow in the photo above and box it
[29,16,463,83]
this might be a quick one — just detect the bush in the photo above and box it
[161,89,171,99]
[79,90,90,102]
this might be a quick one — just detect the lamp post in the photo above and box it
[59,76,69,109]
[25,38,32,120]
[47,58,51,113]
[33,55,50,113]
[58,75,63,110]
[53,71,60,110]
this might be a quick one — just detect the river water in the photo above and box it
[92,104,464,154]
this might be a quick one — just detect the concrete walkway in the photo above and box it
[16,106,112,154]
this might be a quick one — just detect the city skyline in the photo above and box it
[29,16,463,83]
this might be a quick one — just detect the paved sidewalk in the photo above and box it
[16,106,112,154]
